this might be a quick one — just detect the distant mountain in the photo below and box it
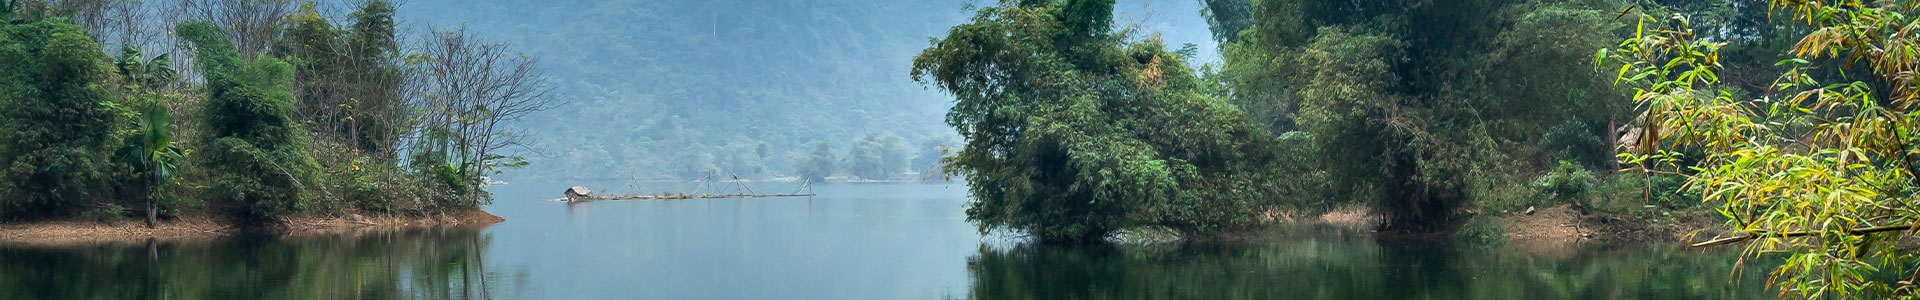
[399,0,1215,180]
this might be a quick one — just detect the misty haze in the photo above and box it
[2,0,1901,298]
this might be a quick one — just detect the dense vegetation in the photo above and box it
[0,0,553,223]
[1207,0,1633,231]
[915,0,1291,243]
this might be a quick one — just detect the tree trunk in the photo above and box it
[145,176,156,228]
[145,191,156,228]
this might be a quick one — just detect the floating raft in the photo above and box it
[558,174,816,203]
[579,193,816,202]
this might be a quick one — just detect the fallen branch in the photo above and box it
[1691,224,1919,248]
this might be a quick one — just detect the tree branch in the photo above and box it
[1691,223,1919,248]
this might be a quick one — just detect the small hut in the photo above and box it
[564,186,592,202]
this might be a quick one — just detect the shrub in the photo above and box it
[1453,215,1508,246]
[1531,160,1594,208]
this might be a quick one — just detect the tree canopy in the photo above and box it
[914,0,1289,243]
[0,15,123,219]
[1206,0,1629,230]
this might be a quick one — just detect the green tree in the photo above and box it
[111,45,185,228]
[1214,0,1627,231]
[845,131,909,180]
[115,103,185,228]
[794,142,836,183]
[177,20,317,221]
[913,0,1290,243]
[0,15,123,219]
[277,1,406,157]
[913,135,958,176]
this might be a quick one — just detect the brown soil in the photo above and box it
[1294,203,1725,254]
[0,210,503,248]
[1496,204,1729,251]
[1316,205,1379,229]
[1503,204,1590,243]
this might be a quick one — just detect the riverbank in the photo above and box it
[0,210,504,248]
[1303,204,1728,247]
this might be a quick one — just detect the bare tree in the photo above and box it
[412,26,558,205]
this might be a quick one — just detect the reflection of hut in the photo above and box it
[564,186,592,202]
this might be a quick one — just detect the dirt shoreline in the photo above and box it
[1304,204,1727,251]
[0,210,504,248]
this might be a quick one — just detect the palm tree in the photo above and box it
[114,46,185,228]
[117,104,185,228]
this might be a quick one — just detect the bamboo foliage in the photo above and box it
[1603,1,1920,298]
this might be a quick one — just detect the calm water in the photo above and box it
[0,182,1778,299]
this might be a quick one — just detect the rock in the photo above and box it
[1524,206,1536,215]
[564,186,592,201]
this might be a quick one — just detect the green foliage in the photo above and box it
[277,1,406,157]
[794,142,836,182]
[112,46,185,226]
[914,0,1289,243]
[1530,161,1593,208]
[844,131,910,180]
[1453,216,1509,246]
[115,103,186,223]
[1588,173,1690,217]
[1214,0,1628,231]
[177,20,317,221]
[1539,118,1604,166]
[1599,2,1920,297]
[0,17,124,219]
[914,135,960,176]
[1197,0,1252,44]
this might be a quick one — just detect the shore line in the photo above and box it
[0,210,504,248]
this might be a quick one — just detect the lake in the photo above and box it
[0,182,1778,299]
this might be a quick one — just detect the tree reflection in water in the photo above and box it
[0,225,523,299]
[964,226,1776,300]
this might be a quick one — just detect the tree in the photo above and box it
[913,0,1290,243]
[0,15,124,219]
[794,142,836,183]
[845,131,908,180]
[1602,2,1920,297]
[1213,0,1627,231]
[176,20,316,221]
[116,103,184,228]
[112,45,184,228]
[411,26,557,207]
[1197,0,1251,45]
[276,1,406,158]
[913,135,958,176]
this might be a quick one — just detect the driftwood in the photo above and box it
[1690,224,1919,248]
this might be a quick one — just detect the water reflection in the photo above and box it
[0,226,520,300]
[964,226,1775,300]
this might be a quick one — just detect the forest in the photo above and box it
[0,0,552,223]
[9,0,1920,298]
[921,0,1920,298]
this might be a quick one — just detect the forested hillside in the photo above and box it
[400,0,1215,181]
